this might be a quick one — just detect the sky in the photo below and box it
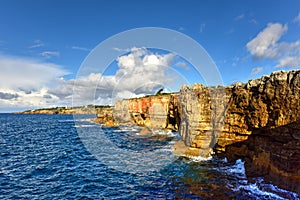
[0,0,300,112]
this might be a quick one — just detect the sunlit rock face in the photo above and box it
[91,107,117,127]
[113,94,181,131]
[94,70,300,194]
[179,70,300,155]
[178,70,300,194]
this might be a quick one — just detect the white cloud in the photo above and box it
[251,67,263,75]
[0,55,69,111]
[68,48,176,106]
[276,56,300,68]
[246,22,300,69]
[293,12,300,24]
[29,40,44,49]
[72,46,91,52]
[0,56,68,90]
[247,23,288,59]
[39,51,60,58]
[0,48,178,111]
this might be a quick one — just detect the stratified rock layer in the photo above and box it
[179,70,300,155]
[178,70,300,194]
[91,107,117,127]
[113,94,180,131]
[93,70,300,194]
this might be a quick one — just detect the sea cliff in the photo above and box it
[179,70,300,154]
[178,70,300,194]
[113,93,180,131]
[93,70,300,194]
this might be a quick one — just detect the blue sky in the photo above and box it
[0,0,300,112]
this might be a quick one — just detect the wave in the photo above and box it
[237,178,299,200]
[73,124,97,128]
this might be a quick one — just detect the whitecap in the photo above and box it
[189,155,213,162]
[73,124,97,128]
[238,182,287,200]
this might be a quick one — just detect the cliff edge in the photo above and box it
[179,70,300,155]
[93,70,300,194]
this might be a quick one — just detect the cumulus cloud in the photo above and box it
[0,56,68,90]
[0,55,69,111]
[71,47,176,105]
[0,48,178,111]
[39,51,60,58]
[247,23,288,59]
[246,22,300,69]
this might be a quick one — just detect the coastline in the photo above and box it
[15,69,300,195]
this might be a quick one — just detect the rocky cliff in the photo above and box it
[92,70,300,194]
[178,70,300,194]
[113,94,180,131]
[179,70,300,156]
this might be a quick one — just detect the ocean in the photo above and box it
[0,114,299,199]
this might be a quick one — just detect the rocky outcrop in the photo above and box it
[178,70,300,195]
[91,107,117,126]
[179,70,300,156]
[113,94,181,131]
[179,84,228,156]
[225,120,300,194]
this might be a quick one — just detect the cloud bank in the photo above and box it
[0,48,177,111]
[0,55,69,111]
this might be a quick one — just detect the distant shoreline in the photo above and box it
[14,105,112,115]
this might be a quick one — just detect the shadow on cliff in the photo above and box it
[225,120,300,195]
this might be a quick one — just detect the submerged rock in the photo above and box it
[139,127,153,135]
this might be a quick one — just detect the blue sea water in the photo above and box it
[0,114,299,199]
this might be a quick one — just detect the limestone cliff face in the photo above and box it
[92,70,300,194]
[113,94,180,131]
[179,70,300,155]
[179,84,228,156]
[91,107,117,126]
